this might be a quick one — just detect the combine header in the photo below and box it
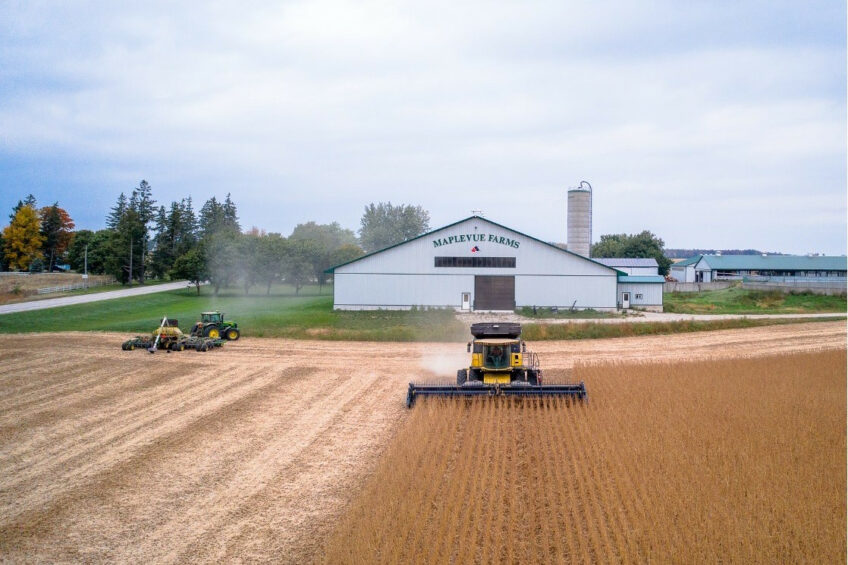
[406,322,587,407]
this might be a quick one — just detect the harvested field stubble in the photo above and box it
[322,350,847,564]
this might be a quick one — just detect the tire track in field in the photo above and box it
[0,364,321,560]
[0,362,266,475]
[124,367,395,564]
[193,367,407,564]
[0,364,308,522]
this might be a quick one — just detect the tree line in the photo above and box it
[1,184,431,294]
[3,184,676,285]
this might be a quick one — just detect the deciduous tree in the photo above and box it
[171,246,209,295]
[39,203,75,270]
[3,205,44,271]
[591,230,672,275]
[359,202,430,253]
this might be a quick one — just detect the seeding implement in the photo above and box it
[121,317,224,353]
[406,322,587,407]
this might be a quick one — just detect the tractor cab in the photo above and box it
[191,311,240,341]
[201,312,224,324]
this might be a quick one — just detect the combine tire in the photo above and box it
[457,369,467,386]
[226,328,240,341]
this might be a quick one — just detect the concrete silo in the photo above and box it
[567,181,592,257]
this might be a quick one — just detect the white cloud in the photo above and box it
[0,0,844,253]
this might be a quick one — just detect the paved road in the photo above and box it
[0,281,194,315]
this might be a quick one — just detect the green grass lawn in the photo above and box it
[0,284,468,341]
[2,283,844,342]
[664,287,847,315]
[515,306,624,319]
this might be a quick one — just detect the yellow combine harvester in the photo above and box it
[406,322,587,407]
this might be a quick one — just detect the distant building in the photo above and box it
[594,258,659,276]
[669,255,702,283]
[690,255,847,283]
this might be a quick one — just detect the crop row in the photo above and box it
[321,350,846,564]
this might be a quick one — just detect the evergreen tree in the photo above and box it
[9,194,37,222]
[129,180,156,282]
[107,193,128,229]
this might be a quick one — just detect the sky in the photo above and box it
[1,1,845,255]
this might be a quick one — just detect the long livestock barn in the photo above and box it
[328,216,664,311]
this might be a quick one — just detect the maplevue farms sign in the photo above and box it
[432,233,521,249]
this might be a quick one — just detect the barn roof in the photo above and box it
[697,255,847,271]
[594,258,659,268]
[616,275,666,283]
[326,215,624,274]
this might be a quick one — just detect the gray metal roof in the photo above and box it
[594,257,659,267]
[697,255,847,271]
[617,275,666,283]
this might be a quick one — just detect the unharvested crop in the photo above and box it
[322,350,846,564]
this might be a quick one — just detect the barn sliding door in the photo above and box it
[474,276,515,310]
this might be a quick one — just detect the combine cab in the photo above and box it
[406,322,587,407]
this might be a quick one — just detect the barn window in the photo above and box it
[635,293,643,299]
[434,257,516,268]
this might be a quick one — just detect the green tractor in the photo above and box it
[190,311,240,340]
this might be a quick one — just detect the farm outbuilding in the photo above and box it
[691,255,847,283]
[328,216,663,312]
[594,257,659,276]
[669,255,702,282]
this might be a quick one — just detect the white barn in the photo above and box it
[329,216,663,311]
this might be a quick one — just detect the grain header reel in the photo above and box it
[406,322,587,407]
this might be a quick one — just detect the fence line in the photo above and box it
[663,281,733,293]
[37,278,115,295]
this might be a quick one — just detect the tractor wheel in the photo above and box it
[457,369,467,386]
[205,327,220,339]
[226,328,239,341]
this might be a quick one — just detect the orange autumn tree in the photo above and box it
[3,205,45,270]
[39,203,75,270]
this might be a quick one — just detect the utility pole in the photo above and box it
[83,244,88,288]
[129,236,133,286]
